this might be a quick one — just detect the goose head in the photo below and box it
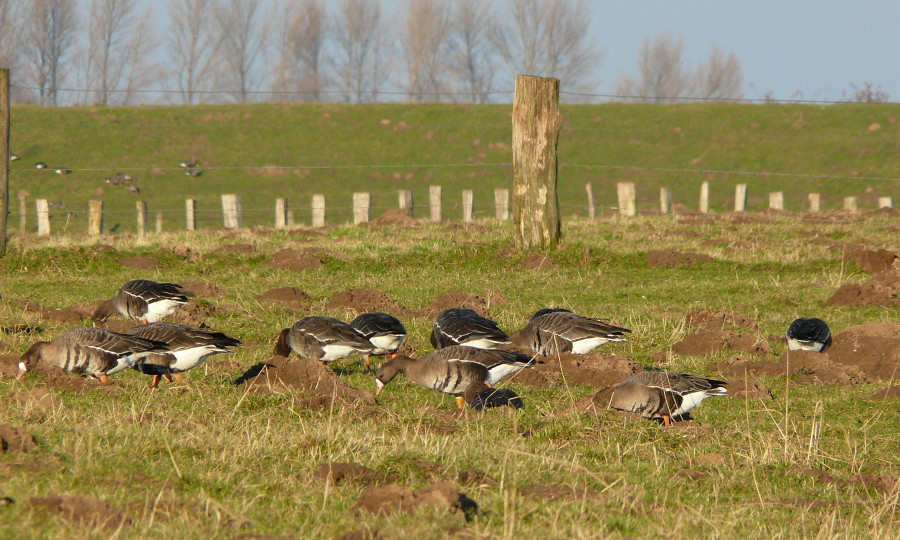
[16,342,50,380]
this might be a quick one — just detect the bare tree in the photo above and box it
[399,0,451,102]
[213,0,266,103]
[448,0,497,104]
[168,0,216,104]
[691,46,743,100]
[22,0,78,106]
[272,0,327,102]
[0,1,31,103]
[332,0,390,103]
[843,82,890,103]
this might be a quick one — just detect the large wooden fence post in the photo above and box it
[699,181,710,214]
[512,75,560,249]
[399,190,413,216]
[843,196,858,211]
[494,188,510,220]
[878,197,893,209]
[617,182,636,217]
[808,193,821,213]
[735,184,747,212]
[429,185,442,222]
[275,198,288,229]
[36,199,50,236]
[88,200,103,236]
[769,192,784,210]
[462,190,474,222]
[136,201,147,237]
[0,68,8,253]
[353,192,370,224]
[312,194,325,227]
[660,187,672,214]
[185,199,196,230]
[155,211,164,233]
[222,194,242,228]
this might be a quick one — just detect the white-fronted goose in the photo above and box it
[430,307,510,350]
[16,327,169,383]
[432,345,535,385]
[786,317,832,352]
[349,312,408,369]
[93,279,195,324]
[594,371,727,426]
[511,308,630,356]
[274,316,375,363]
[128,322,241,387]
[374,350,491,409]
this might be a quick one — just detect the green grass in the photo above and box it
[0,214,897,538]
[8,102,899,234]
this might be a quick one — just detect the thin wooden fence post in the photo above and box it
[462,190,474,222]
[585,182,595,220]
[18,192,27,233]
[617,182,635,217]
[398,190,413,216]
[353,192,370,224]
[769,192,784,210]
[155,211,164,233]
[699,181,710,214]
[36,199,50,236]
[88,200,103,236]
[429,185,442,222]
[287,210,296,227]
[185,198,196,230]
[275,198,288,229]
[312,194,325,227]
[843,196,858,211]
[735,184,747,212]
[136,201,147,237]
[878,197,893,209]
[660,187,672,214]
[494,188,510,220]
[0,68,8,253]
[808,193,821,213]
[221,194,242,228]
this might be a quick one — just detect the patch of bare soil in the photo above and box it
[6,298,90,323]
[520,252,556,270]
[827,269,899,306]
[647,250,715,268]
[370,208,418,227]
[842,245,899,273]
[26,494,130,529]
[685,309,760,332]
[828,323,900,380]
[266,249,323,271]
[326,288,409,316]
[424,290,507,318]
[673,329,771,356]
[310,463,384,486]
[724,378,775,400]
[254,287,311,308]
[515,353,642,389]
[235,356,376,409]
[0,353,20,378]
[355,482,477,520]
[710,351,869,386]
[8,388,63,409]
[853,473,899,493]
[117,256,158,270]
[180,282,226,297]
[168,301,214,328]
[97,319,139,333]
[286,228,325,239]
[692,452,729,467]
[0,425,38,453]
[517,484,598,501]
[157,244,201,261]
[214,243,256,255]
[868,385,900,400]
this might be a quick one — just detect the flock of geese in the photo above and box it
[11,279,834,425]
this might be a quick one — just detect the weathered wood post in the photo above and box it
[769,192,784,210]
[398,190,413,216]
[617,182,636,217]
[353,192,370,224]
[136,201,148,237]
[843,196,858,211]
[18,192,27,233]
[660,187,672,214]
[185,199,196,231]
[221,194,242,228]
[808,193,821,213]
[287,210,296,227]
[88,200,104,236]
[585,182,595,220]
[512,75,560,249]
[36,199,50,236]
[311,194,325,227]
[735,184,747,212]
[461,190,474,222]
[429,185,442,222]
[0,68,8,253]
[275,198,288,229]
[699,181,710,214]
[155,211,164,233]
[494,188,510,220]
[878,197,893,209]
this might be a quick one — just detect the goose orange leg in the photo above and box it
[99,374,109,385]
[150,374,162,388]
[456,397,466,410]
[172,373,182,383]
[662,415,671,427]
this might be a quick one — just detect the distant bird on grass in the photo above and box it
[35,162,48,169]
[9,154,19,162]
[179,159,198,169]
[786,318,832,352]
[511,308,630,356]
[128,322,241,387]
[349,312,407,369]
[430,308,510,350]
[185,168,202,178]
[274,316,375,364]
[93,279,195,324]
[594,371,727,426]
[54,168,72,176]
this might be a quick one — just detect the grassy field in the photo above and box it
[0,212,897,538]
[7,102,900,233]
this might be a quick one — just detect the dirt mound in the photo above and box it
[725,379,775,400]
[310,462,383,486]
[235,356,375,409]
[516,353,643,388]
[355,482,477,519]
[8,388,63,409]
[180,282,226,297]
[710,351,869,385]
[827,270,899,306]
[842,245,898,273]
[868,385,900,400]
[647,250,714,268]
[326,288,408,315]
[828,323,900,380]
[0,425,38,453]
[424,290,507,318]
[117,256,158,270]
[157,244,201,261]
[673,329,771,356]
[97,319,138,333]
[254,287,311,308]
[370,208,418,227]
[214,243,255,255]
[6,298,90,323]
[266,249,323,271]
[517,483,598,501]
[0,353,21,377]
[167,301,214,327]
[521,252,556,270]
[685,309,759,332]
[27,494,130,529]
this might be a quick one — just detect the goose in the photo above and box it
[93,279,195,324]
[128,322,241,387]
[35,162,48,169]
[274,316,375,363]
[15,327,169,384]
[786,318,832,352]
[185,169,202,178]
[374,350,492,409]
[511,308,631,356]
[54,168,72,176]
[430,308,510,350]
[179,159,198,169]
[594,371,727,426]
[349,312,408,369]
[9,154,19,162]
[433,345,536,385]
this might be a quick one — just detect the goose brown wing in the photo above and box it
[432,309,509,346]
[350,312,407,338]
[629,371,726,394]
[293,317,374,349]
[534,311,630,341]
[128,322,241,351]
[122,279,194,305]
[596,380,682,419]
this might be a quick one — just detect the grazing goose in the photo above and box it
[511,308,631,356]
[433,345,536,385]
[54,167,72,176]
[594,371,728,426]
[179,159,198,169]
[430,308,511,350]
[128,323,241,387]
[786,318,832,352]
[374,350,491,409]
[349,312,408,369]
[35,162,48,169]
[274,316,375,363]
[16,327,169,383]
[93,279,195,324]
[9,154,19,162]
